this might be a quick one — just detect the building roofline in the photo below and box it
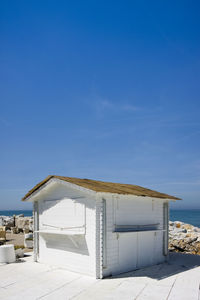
[22,175,181,201]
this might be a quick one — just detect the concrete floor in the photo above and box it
[0,252,200,300]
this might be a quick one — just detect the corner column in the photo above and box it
[33,201,39,262]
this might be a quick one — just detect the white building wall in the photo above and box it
[102,195,118,277]
[102,194,167,277]
[32,180,169,278]
[36,182,97,277]
[95,196,103,279]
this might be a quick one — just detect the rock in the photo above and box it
[29,218,33,232]
[0,215,33,233]
[172,227,187,234]
[186,237,198,243]
[11,227,17,234]
[182,224,193,230]
[186,233,191,237]
[193,227,200,232]
[15,217,33,233]
[169,220,200,256]
[4,217,15,229]
[175,223,181,228]
[24,233,33,249]
[195,242,200,250]
[15,248,24,258]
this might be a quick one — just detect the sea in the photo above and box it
[0,210,33,217]
[0,209,200,228]
[170,209,200,228]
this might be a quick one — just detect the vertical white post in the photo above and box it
[163,202,169,257]
[102,199,107,269]
[95,195,101,279]
[95,195,106,279]
[99,198,104,279]
[33,201,39,262]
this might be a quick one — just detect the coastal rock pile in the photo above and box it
[169,221,200,255]
[15,217,33,232]
[0,215,33,233]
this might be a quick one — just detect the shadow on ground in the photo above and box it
[110,252,200,280]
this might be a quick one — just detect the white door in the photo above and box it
[118,233,137,273]
[117,231,155,273]
[137,231,154,268]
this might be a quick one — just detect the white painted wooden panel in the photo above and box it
[137,231,154,268]
[118,233,137,273]
[37,183,96,277]
[115,198,161,226]
[154,231,164,264]
[103,195,166,277]
[41,198,85,229]
[115,231,157,274]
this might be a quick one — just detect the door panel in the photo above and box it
[118,233,137,273]
[137,232,154,268]
[117,231,156,274]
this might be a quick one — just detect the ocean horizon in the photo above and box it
[0,210,33,217]
[170,209,200,228]
[0,208,200,227]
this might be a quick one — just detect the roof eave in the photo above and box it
[22,177,98,202]
[22,175,181,202]
[97,191,181,201]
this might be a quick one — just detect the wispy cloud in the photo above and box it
[122,104,140,112]
[93,98,141,117]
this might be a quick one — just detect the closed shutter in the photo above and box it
[40,198,85,230]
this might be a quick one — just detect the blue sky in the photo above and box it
[0,1,200,210]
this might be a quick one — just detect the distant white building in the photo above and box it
[22,175,180,278]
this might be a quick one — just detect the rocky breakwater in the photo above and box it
[0,214,33,233]
[169,221,200,255]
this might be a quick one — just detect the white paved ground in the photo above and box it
[0,252,200,300]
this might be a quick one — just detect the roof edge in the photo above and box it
[22,175,181,201]
[22,175,54,201]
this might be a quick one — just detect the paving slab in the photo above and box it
[0,252,199,300]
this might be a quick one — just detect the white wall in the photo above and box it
[33,180,169,278]
[36,182,97,277]
[102,194,167,277]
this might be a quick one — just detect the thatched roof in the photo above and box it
[22,175,180,201]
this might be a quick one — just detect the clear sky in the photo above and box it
[0,1,200,210]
